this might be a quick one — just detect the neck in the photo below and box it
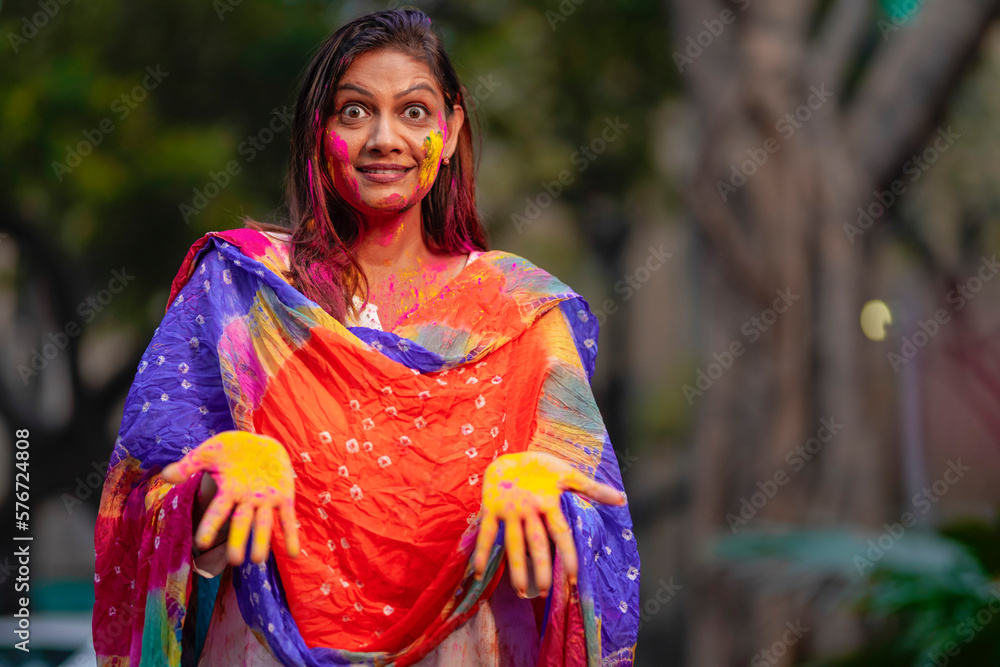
[355,204,428,271]
[349,205,468,309]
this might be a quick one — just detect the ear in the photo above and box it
[443,104,465,161]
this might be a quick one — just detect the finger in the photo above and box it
[227,503,254,566]
[162,456,202,484]
[561,470,627,506]
[250,506,274,564]
[524,512,551,597]
[473,513,499,579]
[505,519,529,596]
[162,441,219,483]
[545,507,578,587]
[278,500,300,558]
[195,493,235,551]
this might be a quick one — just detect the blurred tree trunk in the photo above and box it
[668,0,1000,664]
[0,215,141,610]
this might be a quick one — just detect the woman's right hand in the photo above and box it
[162,431,300,566]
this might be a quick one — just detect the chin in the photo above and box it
[357,196,419,216]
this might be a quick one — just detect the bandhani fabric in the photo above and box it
[93,228,640,666]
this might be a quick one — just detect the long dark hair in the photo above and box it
[250,8,488,321]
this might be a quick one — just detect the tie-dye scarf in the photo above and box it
[93,228,640,666]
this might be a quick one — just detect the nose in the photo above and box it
[365,113,405,156]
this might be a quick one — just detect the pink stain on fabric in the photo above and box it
[217,228,274,260]
[220,319,270,409]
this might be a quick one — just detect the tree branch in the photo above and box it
[669,0,741,112]
[807,0,873,88]
[690,105,775,307]
[848,0,1000,188]
[0,210,86,432]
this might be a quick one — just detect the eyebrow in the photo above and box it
[336,82,438,100]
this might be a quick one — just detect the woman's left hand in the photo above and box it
[472,451,626,598]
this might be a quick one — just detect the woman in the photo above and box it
[94,8,640,666]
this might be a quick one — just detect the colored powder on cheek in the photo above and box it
[325,130,359,198]
[418,131,444,190]
[437,111,448,142]
[326,130,351,162]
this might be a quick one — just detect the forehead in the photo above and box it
[337,48,443,99]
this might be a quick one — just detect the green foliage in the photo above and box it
[715,522,1000,666]
[2,0,677,330]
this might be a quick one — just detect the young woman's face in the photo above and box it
[324,48,464,218]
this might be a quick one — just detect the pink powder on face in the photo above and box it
[326,128,351,163]
[321,107,449,216]
[325,128,360,200]
[437,110,448,142]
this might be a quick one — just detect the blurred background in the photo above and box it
[4,0,1000,664]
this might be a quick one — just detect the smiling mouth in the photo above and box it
[357,165,412,174]
[356,165,413,184]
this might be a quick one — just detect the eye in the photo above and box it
[340,104,369,121]
[403,105,429,121]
